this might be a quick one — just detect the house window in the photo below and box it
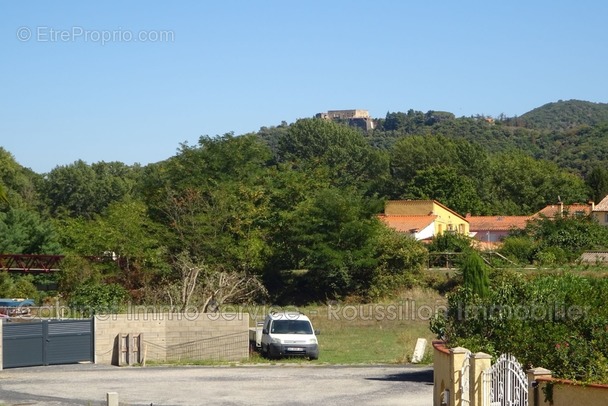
[605,213,608,223]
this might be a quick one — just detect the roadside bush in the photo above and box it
[68,281,128,316]
[0,273,40,302]
[498,236,535,264]
[367,227,428,300]
[534,246,568,266]
[431,271,608,383]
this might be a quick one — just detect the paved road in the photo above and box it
[0,363,433,406]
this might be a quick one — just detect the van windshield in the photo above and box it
[271,320,313,334]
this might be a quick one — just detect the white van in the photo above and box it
[260,312,319,360]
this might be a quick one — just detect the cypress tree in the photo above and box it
[461,250,490,297]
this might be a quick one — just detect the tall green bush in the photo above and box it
[432,271,608,383]
[460,250,490,298]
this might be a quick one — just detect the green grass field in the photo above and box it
[248,287,442,365]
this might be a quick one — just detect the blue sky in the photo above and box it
[2,1,608,173]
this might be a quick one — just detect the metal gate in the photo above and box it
[3,319,94,368]
[483,353,528,406]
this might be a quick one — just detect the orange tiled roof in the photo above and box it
[594,195,608,211]
[466,216,530,231]
[534,203,592,218]
[378,215,437,233]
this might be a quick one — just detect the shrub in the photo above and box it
[432,272,608,383]
[498,236,535,264]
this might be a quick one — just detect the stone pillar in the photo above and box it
[527,367,552,406]
[449,347,469,406]
[470,352,491,406]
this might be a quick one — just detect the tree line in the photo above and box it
[0,111,607,308]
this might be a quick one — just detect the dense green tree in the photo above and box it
[163,133,272,189]
[390,135,456,183]
[41,160,138,219]
[277,118,389,191]
[586,166,608,203]
[0,207,61,253]
[0,147,41,209]
[0,273,39,301]
[382,109,426,132]
[432,272,608,382]
[268,188,383,300]
[68,281,128,316]
[488,151,589,214]
[406,166,485,215]
[522,214,608,261]
[367,226,428,299]
[0,183,9,206]
[459,250,490,298]
[57,198,168,298]
[160,183,270,273]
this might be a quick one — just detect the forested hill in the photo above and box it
[512,99,608,130]
[2,99,608,304]
[256,100,608,178]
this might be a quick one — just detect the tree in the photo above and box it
[41,160,138,219]
[389,136,491,211]
[160,183,270,273]
[164,251,267,312]
[0,183,9,206]
[586,166,608,203]
[488,151,589,214]
[0,147,41,210]
[268,187,383,300]
[460,250,490,298]
[521,214,608,262]
[0,207,61,254]
[0,273,39,301]
[406,166,485,215]
[57,198,168,299]
[277,118,389,191]
[162,133,272,191]
[368,226,428,299]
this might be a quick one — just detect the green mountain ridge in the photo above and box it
[513,99,608,130]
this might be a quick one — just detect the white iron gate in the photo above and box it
[482,353,528,406]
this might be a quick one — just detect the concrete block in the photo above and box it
[106,392,118,406]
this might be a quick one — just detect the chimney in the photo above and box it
[590,200,595,210]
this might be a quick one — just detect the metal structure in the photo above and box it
[483,353,528,406]
[3,319,94,368]
[0,254,112,273]
[0,254,64,272]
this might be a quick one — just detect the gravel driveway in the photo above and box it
[0,363,433,405]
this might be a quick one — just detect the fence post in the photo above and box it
[450,347,469,406]
[470,352,491,406]
[527,367,552,406]
[0,319,3,371]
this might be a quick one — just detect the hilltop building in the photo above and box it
[315,109,375,131]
